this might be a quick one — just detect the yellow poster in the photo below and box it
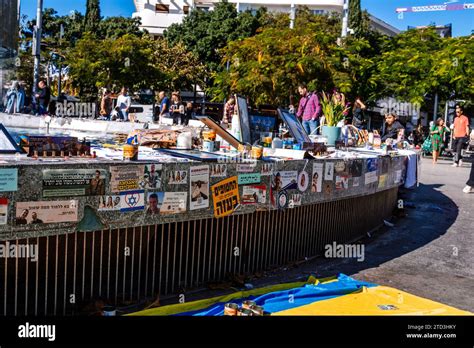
[211,176,240,218]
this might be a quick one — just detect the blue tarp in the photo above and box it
[177,274,376,316]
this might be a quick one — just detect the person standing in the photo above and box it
[116,87,131,122]
[5,81,25,114]
[352,97,367,129]
[222,96,236,126]
[171,92,182,125]
[183,102,193,126]
[99,89,113,120]
[430,118,450,164]
[296,84,321,135]
[158,91,171,124]
[35,80,51,115]
[451,104,470,167]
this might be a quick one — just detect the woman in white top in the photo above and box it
[116,87,131,121]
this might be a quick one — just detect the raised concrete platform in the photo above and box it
[0,112,204,134]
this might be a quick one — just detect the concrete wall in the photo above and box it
[0,155,407,241]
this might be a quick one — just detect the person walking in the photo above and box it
[116,87,131,122]
[430,117,450,164]
[451,104,470,167]
[463,131,474,193]
[296,84,321,135]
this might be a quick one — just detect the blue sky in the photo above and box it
[20,0,473,37]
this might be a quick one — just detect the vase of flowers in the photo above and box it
[320,91,350,146]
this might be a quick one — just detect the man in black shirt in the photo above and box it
[35,80,51,115]
[381,113,405,142]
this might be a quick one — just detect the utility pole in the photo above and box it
[433,92,438,122]
[341,0,349,38]
[32,0,43,96]
[58,24,64,99]
[289,3,296,29]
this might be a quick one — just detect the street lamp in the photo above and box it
[32,0,43,96]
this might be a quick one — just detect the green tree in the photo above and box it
[154,39,206,91]
[165,0,261,72]
[84,0,101,33]
[98,17,144,40]
[372,27,473,105]
[210,18,339,106]
[349,0,362,37]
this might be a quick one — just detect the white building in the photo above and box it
[133,0,400,37]
[133,0,343,36]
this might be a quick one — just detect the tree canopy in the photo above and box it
[84,0,101,33]
[164,0,261,72]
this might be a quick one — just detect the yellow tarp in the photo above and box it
[273,286,472,316]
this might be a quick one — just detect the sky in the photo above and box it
[20,0,474,37]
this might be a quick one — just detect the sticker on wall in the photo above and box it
[15,200,78,225]
[143,164,163,189]
[353,177,360,187]
[98,195,121,211]
[297,171,309,192]
[190,165,210,211]
[261,163,273,176]
[0,198,8,225]
[0,168,18,192]
[210,164,227,177]
[272,171,298,191]
[211,176,240,218]
[242,185,266,205]
[378,174,387,188]
[312,163,323,193]
[168,170,187,185]
[237,163,257,173]
[161,192,187,215]
[334,161,346,174]
[111,165,145,193]
[365,171,378,185]
[324,183,332,197]
[277,190,289,210]
[289,193,302,207]
[43,169,107,197]
[120,190,145,212]
[324,162,334,181]
[381,158,389,174]
[238,173,261,185]
[335,176,349,190]
[145,192,163,215]
[349,160,363,177]
[394,170,402,184]
[367,158,378,172]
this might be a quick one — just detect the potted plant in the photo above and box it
[320,91,350,146]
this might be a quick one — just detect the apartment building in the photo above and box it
[132,0,346,36]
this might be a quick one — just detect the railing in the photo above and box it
[0,187,397,316]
